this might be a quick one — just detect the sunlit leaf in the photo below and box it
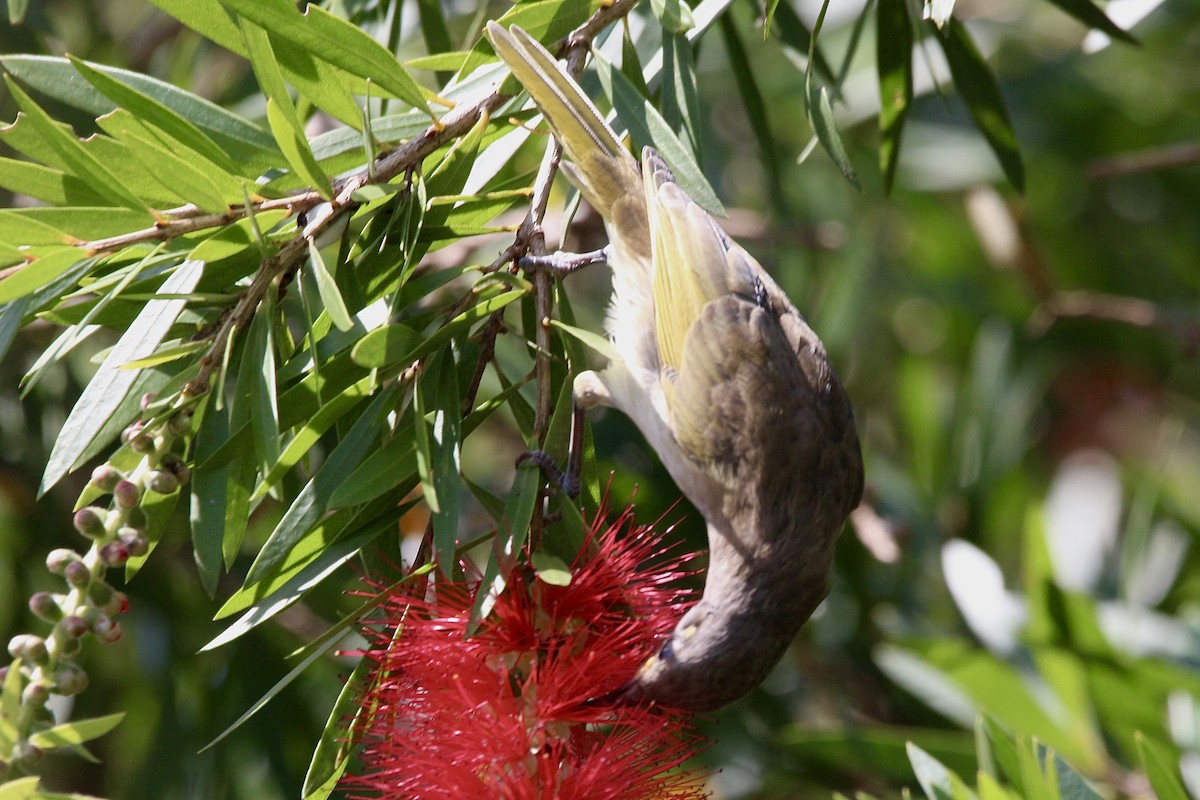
[877,0,913,193]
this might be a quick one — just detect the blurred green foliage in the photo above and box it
[0,0,1197,798]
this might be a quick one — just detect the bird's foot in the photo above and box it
[516,449,581,498]
[519,247,609,275]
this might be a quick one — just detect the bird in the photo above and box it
[488,22,864,712]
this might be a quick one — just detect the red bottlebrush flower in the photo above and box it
[341,505,709,799]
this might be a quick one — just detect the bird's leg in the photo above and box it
[516,371,613,498]
[519,246,610,275]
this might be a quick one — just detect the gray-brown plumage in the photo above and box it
[489,22,863,711]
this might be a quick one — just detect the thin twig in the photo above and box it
[1086,141,1200,181]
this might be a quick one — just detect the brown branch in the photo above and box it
[1029,289,1200,351]
[1086,141,1200,181]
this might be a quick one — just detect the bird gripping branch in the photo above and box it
[488,22,864,711]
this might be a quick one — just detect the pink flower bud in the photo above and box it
[64,560,92,588]
[72,507,107,538]
[28,592,62,622]
[113,480,140,509]
[61,615,89,639]
[46,548,81,575]
[90,465,123,491]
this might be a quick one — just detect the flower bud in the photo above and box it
[113,479,141,509]
[72,507,108,538]
[92,615,122,644]
[120,419,144,444]
[140,392,157,411]
[87,581,114,608]
[99,541,130,567]
[161,453,191,484]
[52,663,89,695]
[46,548,81,575]
[105,591,130,617]
[90,465,124,492]
[146,470,179,495]
[118,527,149,557]
[58,636,82,658]
[60,615,89,639]
[167,412,192,437]
[23,681,50,706]
[64,560,92,588]
[130,433,156,454]
[8,634,48,663]
[28,592,63,622]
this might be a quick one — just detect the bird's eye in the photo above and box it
[659,638,675,662]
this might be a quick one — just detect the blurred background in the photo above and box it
[1,0,1198,797]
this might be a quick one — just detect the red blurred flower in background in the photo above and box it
[341,505,709,799]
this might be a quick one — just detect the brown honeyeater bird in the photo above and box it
[488,22,864,712]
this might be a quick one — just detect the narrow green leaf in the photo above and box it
[661,32,702,153]
[351,322,421,369]
[650,0,696,34]
[2,76,152,213]
[41,260,203,493]
[144,0,247,55]
[593,52,726,216]
[0,206,154,245]
[28,712,125,749]
[0,657,22,749]
[936,19,1025,191]
[118,339,207,370]
[302,652,371,798]
[983,715,1026,795]
[267,97,333,199]
[67,55,242,176]
[0,249,81,304]
[328,432,416,510]
[416,0,454,85]
[251,375,376,504]
[245,296,281,478]
[532,549,572,586]
[0,157,108,206]
[1044,0,1137,43]
[118,129,232,213]
[765,0,837,85]
[429,354,463,575]
[243,383,401,585]
[406,51,470,73]
[7,0,28,23]
[877,0,913,193]
[220,0,433,116]
[0,777,41,799]
[620,24,651,98]
[268,34,365,130]
[1,54,278,165]
[1135,732,1189,800]
[807,81,861,190]
[307,238,353,332]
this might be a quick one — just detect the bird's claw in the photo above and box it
[518,247,609,275]
[516,449,582,498]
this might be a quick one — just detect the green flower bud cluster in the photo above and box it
[1,394,195,779]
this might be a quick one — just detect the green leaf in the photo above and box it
[592,52,726,217]
[416,0,454,84]
[0,249,82,305]
[0,157,108,206]
[417,351,463,575]
[532,549,572,586]
[118,339,207,370]
[351,323,421,369]
[307,238,353,332]
[40,260,203,493]
[661,32,703,153]
[936,19,1025,191]
[650,0,696,34]
[0,207,154,245]
[28,712,125,749]
[251,375,377,504]
[877,0,913,193]
[220,0,433,116]
[1044,0,1137,44]
[764,0,836,85]
[1135,732,1189,800]
[807,81,861,190]
[719,13,780,194]
[116,128,232,213]
[2,76,152,213]
[266,97,333,199]
[67,55,243,176]
[0,657,22,750]
[243,382,401,585]
[0,54,278,165]
[548,318,620,363]
[144,0,247,55]
[267,34,365,130]
[302,651,371,798]
[907,742,977,800]
[245,295,281,478]
[982,715,1027,795]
